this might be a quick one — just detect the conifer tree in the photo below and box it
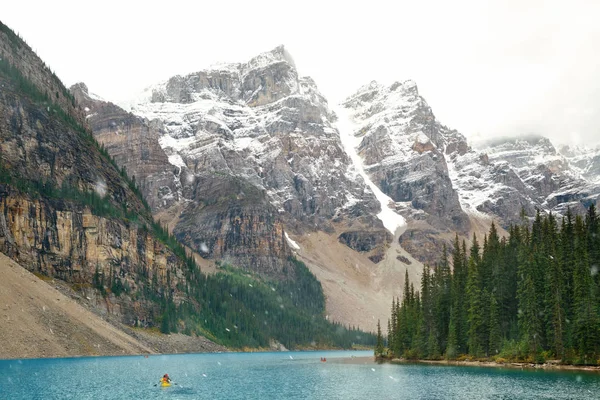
[467,256,484,357]
[375,319,385,357]
[544,212,565,359]
[560,208,576,351]
[572,215,600,363]
[488,293,502,356]
[434,245,452,355]
[517,244,542,358]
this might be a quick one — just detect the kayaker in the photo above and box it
[160,374,171,385]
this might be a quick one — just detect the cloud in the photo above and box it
[3,0,600,145]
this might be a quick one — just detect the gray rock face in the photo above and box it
[341,80,470,234]
[70,83,180,211]
[469,136,599,224]
[128,46,380,233]
[85,46,384,278]
[338,230,393,253]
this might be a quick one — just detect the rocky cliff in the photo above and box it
[337,80,471,264]
[0,21,196,329]
[0,186,187,326]
[72,43,600,329]
[79,46,388,280]
[70,83,179,211]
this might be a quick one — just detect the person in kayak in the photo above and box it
[160,374,171,385]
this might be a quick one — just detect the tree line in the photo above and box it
[378,206,600,365]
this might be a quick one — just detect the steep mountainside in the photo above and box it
[1,22,380,351]
[0,21,199,330]
[339,80,469,234]
[336,81,600,262]
[79,47,418,330]
[121,45,385,276]
[70,82,178,212]
[469,136,600,218]
[75,44,600,331]
[337,81,475,264]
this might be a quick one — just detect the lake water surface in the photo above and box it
[2,350,600,399]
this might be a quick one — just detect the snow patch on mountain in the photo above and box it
[334,105,406,235]
[446,152,503,218]
[284,232,300,250]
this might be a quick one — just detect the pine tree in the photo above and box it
[572,215,600,363]
[544,212,565,359]
[560,208,576,352]
[488,292,502,356]
[418,265,432,358]
[375,319,385,357]
[517,244,542,359]
[467,256,484,357]
[389,297,397,356]
[434,245,452,355]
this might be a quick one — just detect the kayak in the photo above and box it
[161,382,171,387]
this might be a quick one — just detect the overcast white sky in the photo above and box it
[3,0,600,146]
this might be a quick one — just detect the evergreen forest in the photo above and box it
[378,207,600,365]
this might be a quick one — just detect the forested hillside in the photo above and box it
[379,206,600,365]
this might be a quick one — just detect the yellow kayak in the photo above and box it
[160,381,171,387]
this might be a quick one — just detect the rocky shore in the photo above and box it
[387,358,600,373]
[0,253,226,360]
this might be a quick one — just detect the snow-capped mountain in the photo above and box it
[76,45,600,330]
[558,144,600,184]
[339,80,470,231]
[337,80,600,241]
[469,136,600,218]
[126,45,382,233]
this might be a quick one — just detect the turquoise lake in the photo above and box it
[2,350,600,399]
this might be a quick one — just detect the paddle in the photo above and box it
[153,381,177,387]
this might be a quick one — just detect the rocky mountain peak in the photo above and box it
[243,44,296,73]
[133,45,301,108]
[70,81,88,96]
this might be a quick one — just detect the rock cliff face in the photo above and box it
[81,46,385,279]
[0,187,185,325]
[0,22,194,328]
[339,80,470,234]
[70,83,179,211]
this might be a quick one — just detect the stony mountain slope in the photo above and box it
[0,253,226,359]
[78,46,418,330]
[123,46,385,265]
[1,23,377,350]
[0,253,152,359]
[77,45,600,331]
[337,81,473,263]
[466,136,600,219]
[0,21,201,331]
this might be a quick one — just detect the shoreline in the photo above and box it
[384,358,600,373]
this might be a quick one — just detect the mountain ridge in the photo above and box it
[76,44,600,331]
